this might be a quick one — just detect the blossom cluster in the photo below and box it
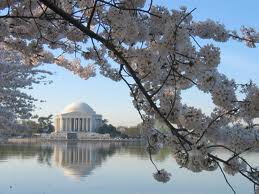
[0,46,51,130]
[174,148,218,172]
[153,169,171,183]
[223,157,247,176]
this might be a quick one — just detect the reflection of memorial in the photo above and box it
[53,142,116,179]
[0,142,150,179]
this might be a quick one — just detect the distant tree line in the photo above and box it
[96,120,142,138]
[96,119,128,138]
[14,115,54,137]
[117,124,142,138]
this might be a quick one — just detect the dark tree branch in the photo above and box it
[87,0,98,29]
[216,161,237,194]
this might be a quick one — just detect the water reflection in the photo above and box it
[0,142,152,179]
[53,142,117,179]
[0,142,258,194]
[0,143,53,162]
[0,143,258,178]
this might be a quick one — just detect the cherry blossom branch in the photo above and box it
[97,0,161,17]
[39,0,192,146]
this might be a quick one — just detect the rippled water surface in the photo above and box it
[0,142,257,194]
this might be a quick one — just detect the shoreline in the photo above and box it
[6,137,142,144]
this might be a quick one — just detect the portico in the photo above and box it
[54,102,102,133]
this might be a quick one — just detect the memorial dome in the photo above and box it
[62,102,95,114]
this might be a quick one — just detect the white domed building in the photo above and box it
[54,102,103,134]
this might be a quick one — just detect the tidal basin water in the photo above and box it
[0,142,257,194]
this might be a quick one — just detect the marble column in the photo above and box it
[71,118,74,132]
[73,118,75,132]
[77,118,79,131]
[89,118,92,132]
[63,118,66,132]
[82,118,84,132]
[83,118,86,132]
[87,118,90,132]
[85,118,88,132]
[67,118,70,132]
[78,119,80,132]
[80,118,83,131]
[65,118,67,132]
[63,118,66,131]
[74,118,76,131]
[60,118,63,132]
[66,118,68,132]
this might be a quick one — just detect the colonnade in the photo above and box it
[55,117,91,132]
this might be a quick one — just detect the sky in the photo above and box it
[29,0,259,127]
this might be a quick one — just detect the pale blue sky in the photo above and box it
[29,1,259,126]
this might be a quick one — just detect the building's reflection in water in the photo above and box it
[53,142,116,179]
[0,141,159,179]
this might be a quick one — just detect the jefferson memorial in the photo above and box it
[54,102,103,133]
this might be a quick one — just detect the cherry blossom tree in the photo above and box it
[0,45,51,131]
[0,0,259,193]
